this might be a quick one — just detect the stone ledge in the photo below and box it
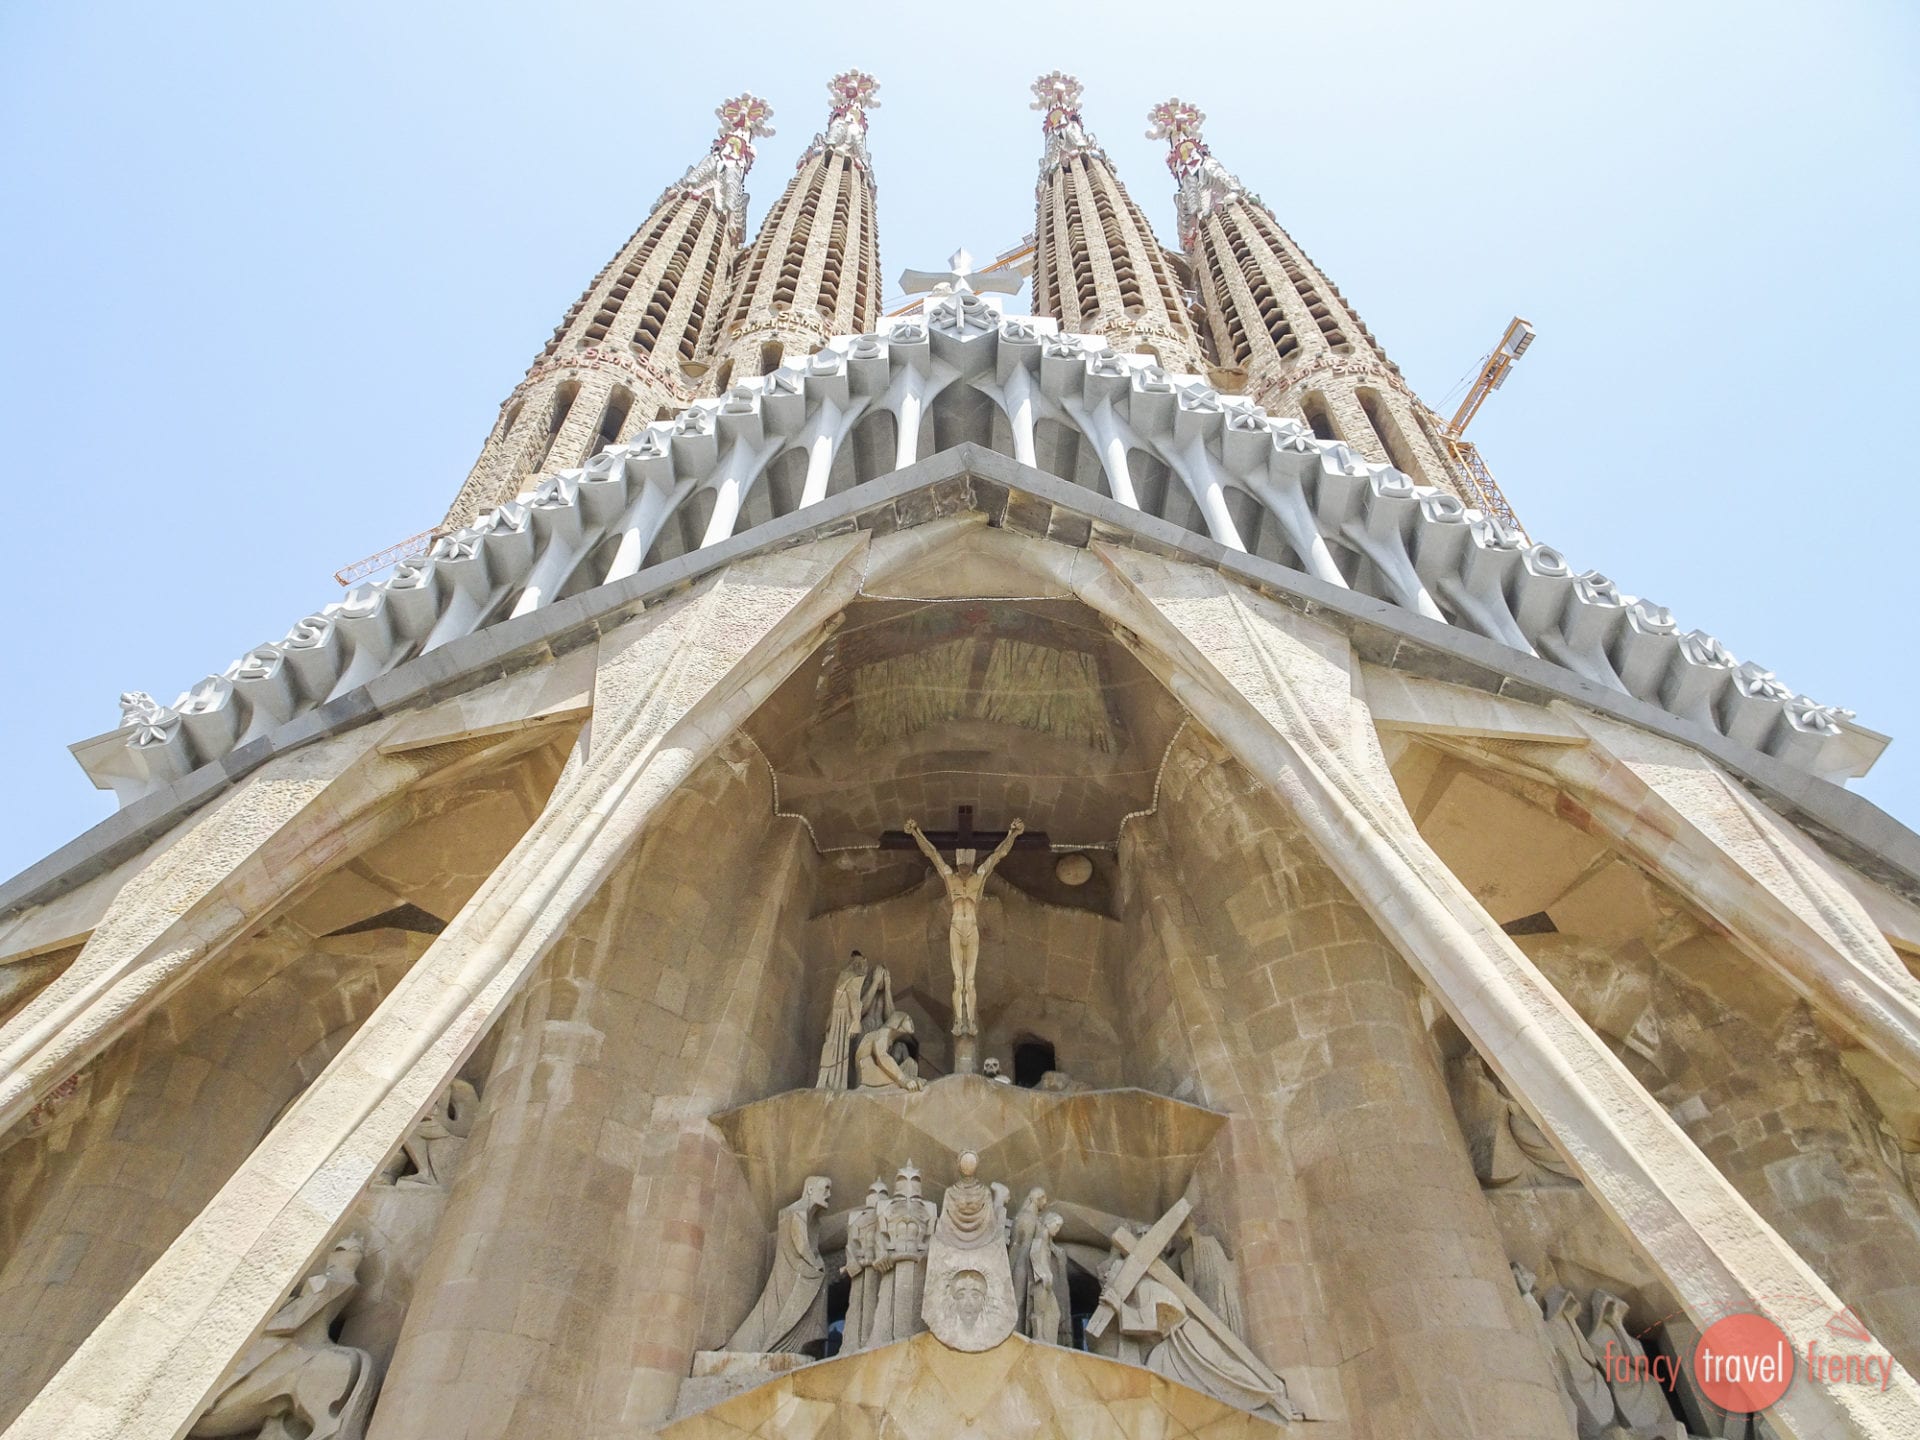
[711,1074,1225,1227]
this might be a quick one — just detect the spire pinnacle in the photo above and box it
[1031,72,1084,131]
[1146,98,1209,177]
[1031,72,1100,174]
[659,93,774,243]
[713,92,776,173]
[810,69,880,167]
[1147,96,1245,240]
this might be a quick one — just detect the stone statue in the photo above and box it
[189,1236,376,1440]
[726,1176,832,1354]
[1451,1053,1576,1185]
[1542,1283,1616,1436]
[904,817,1024,1038]
[869,1163,937,1347]
[1512,1264,1580,1434]
[842,1177,890,1353]
[1092,1224,1296,1423]
[854,1012,924,1091]
[1181,1231,1246,1339]
[380,1078,477,1189]
[1025,1211,1067,1345]
[1586,1290,1671,1433]
[922,1150,1018,1351]
[1008,1187,1050,1330]
[816,950,892,1090]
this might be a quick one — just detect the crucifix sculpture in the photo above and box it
[884,807,1047,1066]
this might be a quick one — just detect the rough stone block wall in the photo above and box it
[0,925,422,1427]
[369,741,816,1440]
[1536,933,1920,1371]
[1118,729,1571,1438]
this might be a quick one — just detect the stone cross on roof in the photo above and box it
[897,247,1022,298]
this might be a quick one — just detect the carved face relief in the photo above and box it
[953,1270,987,1323]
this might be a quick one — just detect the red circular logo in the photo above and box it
[1693,1313,1795,1413]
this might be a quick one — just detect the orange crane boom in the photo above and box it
[1431,317,1534,538]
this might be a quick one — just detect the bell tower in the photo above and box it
[442,94,774,529]
[1028,73,1203,372]
[1147,97,1462,496]
[710,70,884,386]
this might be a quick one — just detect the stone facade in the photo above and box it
[5,73,1920,1440]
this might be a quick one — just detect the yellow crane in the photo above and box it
[1432,316,1533,538]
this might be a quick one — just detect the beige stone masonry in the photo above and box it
[1448,710,1920,1090]
[0,722,413,1138]
[660,1331,1283,1439]
[0,536,867,1440]
[1073,546,1920,1439]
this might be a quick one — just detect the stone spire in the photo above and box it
[443,94,774,529]
[1147,96,1462,496]
[1029,74,1202,371]
[711,70,884,386]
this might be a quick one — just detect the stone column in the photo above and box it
[1123,736,1571,1437]
[369,755,813,1439]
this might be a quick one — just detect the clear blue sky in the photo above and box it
[1,1,1915,884]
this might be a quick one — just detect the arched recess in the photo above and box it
[1033,418,1107,497]
[735,446,810,535]
[1221,486,1298,569]
[1126,447,1206,535]
[1387,735,1920,1372]
[824,408,898,499]
[918,384,1008,458]
[643,486,718,570]
[0,726,577,1428]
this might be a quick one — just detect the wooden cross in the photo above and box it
[877,805,1050,855]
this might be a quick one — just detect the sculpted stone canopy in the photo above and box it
[85,300,1877,803]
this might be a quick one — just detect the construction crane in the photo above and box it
[1431,316,1534,538]
[334,527,439,587]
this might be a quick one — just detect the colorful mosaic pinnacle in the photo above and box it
[713,91,775,165]
[1029,71,1083,130]
[1146,97,1210,175]
[828,68,880,120]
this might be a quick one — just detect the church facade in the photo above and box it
[2,73,1918,1440]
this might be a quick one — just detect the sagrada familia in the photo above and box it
[2,70,1917,1440]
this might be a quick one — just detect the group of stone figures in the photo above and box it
[814,950,926,1091]
[184,1080,479,1440]
[1514,1264,1732,1440]
[727,1156,1298,1423]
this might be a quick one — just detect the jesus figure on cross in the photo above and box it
[904,816,1025,1038]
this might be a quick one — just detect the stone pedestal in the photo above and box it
[952,1033,978,1075]
[674,1351,814,1418]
